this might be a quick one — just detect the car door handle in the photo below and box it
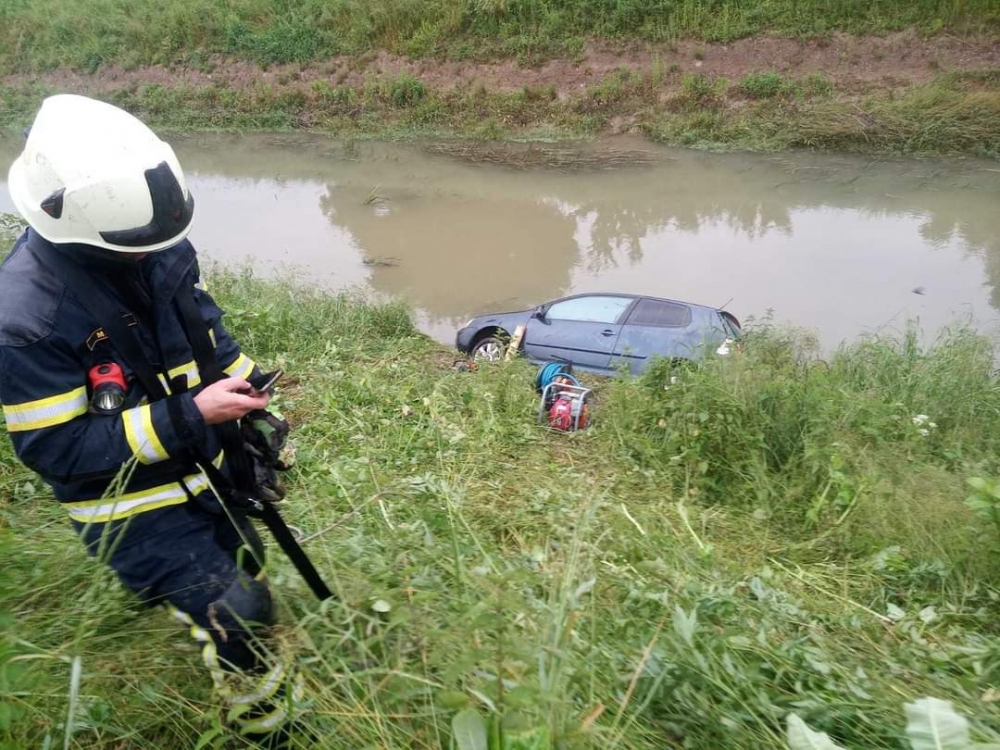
[601,329,615,337]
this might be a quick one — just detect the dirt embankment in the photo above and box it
[10,31,1000,98]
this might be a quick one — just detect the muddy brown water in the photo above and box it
[2,132,999,349]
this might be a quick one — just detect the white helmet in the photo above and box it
[7,94,194,253]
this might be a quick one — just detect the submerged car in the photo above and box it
[456,292,741,376]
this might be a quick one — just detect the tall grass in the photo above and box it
[0,0,997,73]
[2,248,1000,747]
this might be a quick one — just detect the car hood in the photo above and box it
[466,309,533,326]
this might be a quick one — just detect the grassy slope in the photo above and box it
[0,0,998,71]
[3,68,1000,159]
[1,1,1000,157]
[2,222,1000,748]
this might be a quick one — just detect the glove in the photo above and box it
[243,410,290,465]
[241,410,291,504]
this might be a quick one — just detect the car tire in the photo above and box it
[472,334,508,362]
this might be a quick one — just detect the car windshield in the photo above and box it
[547,296,632,323]
[720,311,742,337]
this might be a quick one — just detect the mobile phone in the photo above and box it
[246,369,283,394]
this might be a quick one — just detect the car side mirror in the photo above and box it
[531,306,546,320]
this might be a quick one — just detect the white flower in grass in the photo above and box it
[912,414,937,437]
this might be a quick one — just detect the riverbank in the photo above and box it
[3,218,1000,747]
[2,31,1000,157]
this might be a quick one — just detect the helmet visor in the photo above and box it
[100,161,194,249]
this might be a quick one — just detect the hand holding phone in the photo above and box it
[244,369,284,395]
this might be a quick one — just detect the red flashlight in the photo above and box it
[89,362,127,414]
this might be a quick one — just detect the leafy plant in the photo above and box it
[453,708,490,750]
[788,699,1000,750]
[787,714,846,750]
[681,72,727,103]
[740,71,793,99]
[388,73,426,107]
[965,477,1000,539]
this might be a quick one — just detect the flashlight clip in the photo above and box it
[88,361,128,415]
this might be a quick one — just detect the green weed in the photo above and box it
[587,68,639,107]
[740,71,795,99]
[388,72,427,107]
[801,72,834,98]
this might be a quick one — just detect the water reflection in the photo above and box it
[317,187,579,318]
[1,133,998,347]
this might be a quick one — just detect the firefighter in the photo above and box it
[0,95,298,737]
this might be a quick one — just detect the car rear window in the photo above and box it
[627,299,692,327]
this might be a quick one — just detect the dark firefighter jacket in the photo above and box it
[0,228,260,526]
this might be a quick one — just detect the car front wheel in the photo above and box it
[472,335,507,362]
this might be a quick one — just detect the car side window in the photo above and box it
[546,296,633,324]
[627,299,692,327]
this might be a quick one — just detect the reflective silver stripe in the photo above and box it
[167,605,194,626]
[201,641,229,692]
[65,473,210,523]
[167,360,201,388]
[3,386,88,432]
[230,664,286,705]
[238,705,288,734]
[156,374,173,394]
[224,353,256,381]
[122,404,169,464]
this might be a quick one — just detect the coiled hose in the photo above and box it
[535,362,580,393]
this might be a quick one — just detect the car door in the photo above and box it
[610,297,696,375]
[523,294,635,372]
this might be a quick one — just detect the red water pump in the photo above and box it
[548,388,591,431]
[536,363,592,433]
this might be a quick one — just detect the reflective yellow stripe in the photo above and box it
[230,664,286,706]
[3,386,86,414]
[166,605,195,626]
[167,360,202,388]
[66,450,223,522]
[65,472,208,523]
[238,705,288,735]
[3,386,88,432]
[192,624,213,644]
[202,640,229,692]
[223,353,256,381]
[122,404,169,464]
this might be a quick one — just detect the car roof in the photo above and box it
[548,291,720,313]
